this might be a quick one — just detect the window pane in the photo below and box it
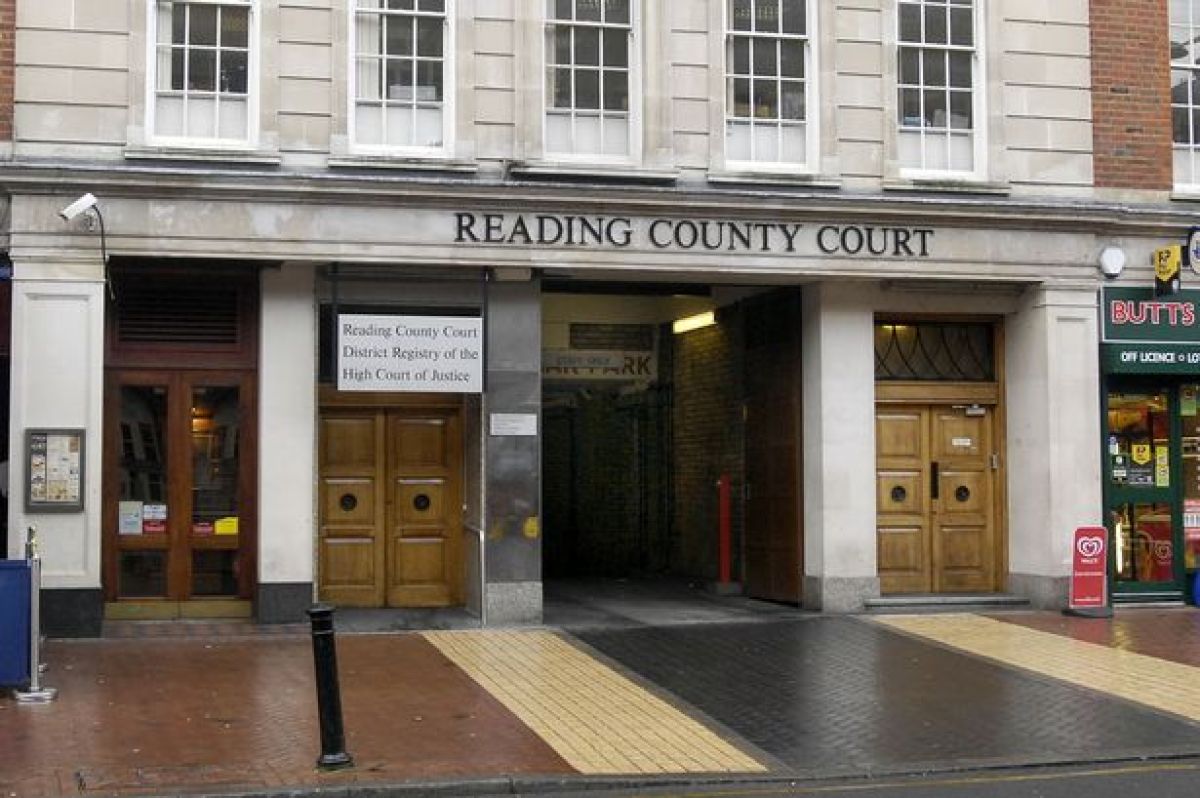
[120,386,168,505]
[949,51,971,88]
[578,0,601,22]
[1193,107,1200,145]
[193,551,238,597]
[170,48,186,90]
[417,17,443,57]
[387,59,414,99]
[753,78,778,118]
[727,120,751,160]
[731,0,752,32]
[780,40,804,78]
[730,76,751,116]
[549,67,572,107]
[420,0,445,11]
[949,90,971,129]
[923,50,946,87]
[389,0,415,8]
[189,49,217,91]
[190,4,218,46]
[576,27,600,66]
[900,87,921,126]
[753,38,779,75]
[191,386,240,530]
[170,3,186,44]
[602,68,627,109]
[417,61,443,101]
[1175,105,1191,144]
[925,5,947,44]
[782,0,805,35]
[924,88,946,126]
[605,0,630,24]
[781,80,804,120]
[357,57,383,100]
[755,0,780,33]
[576,69,600,108]
[120,551,167,598]
[949,6,972,46]
[1171,26,1192,62]
[732,36,750,74]
[552,26,571,64]
[221,7,249,48]
[387,16,413,56]
[602,28,628,67]
[899,47,920,85]
[221,50,248,93]
[899,4,921,43]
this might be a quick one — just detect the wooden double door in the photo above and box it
[319,401,463,607]
[876,404,1000,594]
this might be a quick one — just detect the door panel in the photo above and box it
[876,408,932,593]
[876,404,1000,594]
[318,413,385,606]
[743,290,802,602]
[931,409,994,592]
[387,410,462,607]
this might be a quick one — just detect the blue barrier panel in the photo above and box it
[0,560,31,687]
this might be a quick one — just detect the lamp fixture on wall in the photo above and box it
[58,192,113,299]
[1098,245,1126,280]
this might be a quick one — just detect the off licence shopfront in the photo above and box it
[1101,287,1200,602]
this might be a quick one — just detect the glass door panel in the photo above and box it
[189,384,242,597]
[1181,384,1200,573]
[116,384,170,598]
[1106,387,1176,591]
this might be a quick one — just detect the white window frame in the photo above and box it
[895,0,986,180]
[1171,0,1200,191]
[541,0,643,165]
[145,0,259,148]
[348,0,456,157]
[722,0,819,174]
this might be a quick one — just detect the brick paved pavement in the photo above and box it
[5,610,1200,798]
[992,608,1200,667]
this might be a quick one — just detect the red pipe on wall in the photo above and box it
[718,474,732,584]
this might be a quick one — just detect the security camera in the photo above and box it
[59,193,98,222]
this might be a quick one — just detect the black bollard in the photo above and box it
[307,604,354,770]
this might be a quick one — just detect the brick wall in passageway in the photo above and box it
[671,312,744,581]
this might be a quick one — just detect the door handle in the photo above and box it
[931,461,939,499]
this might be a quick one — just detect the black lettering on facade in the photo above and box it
[455,212,479,243]
[778,223,802,252]
[817,225,839,253]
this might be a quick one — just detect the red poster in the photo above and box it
[1070,526,1108,609]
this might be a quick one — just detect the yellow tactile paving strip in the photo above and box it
[875,614,1200,722]
[422,630,766,775]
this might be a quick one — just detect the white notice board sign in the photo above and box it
[338,314,483,393]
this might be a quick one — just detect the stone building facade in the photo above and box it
[0,1,1196,634]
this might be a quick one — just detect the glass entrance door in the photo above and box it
[107,370,253,616]
[1105,385,1185,599]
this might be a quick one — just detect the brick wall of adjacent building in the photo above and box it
[671,311,745,581]
[1090,0,1173,189]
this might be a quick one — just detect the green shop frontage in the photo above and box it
[1101,286,1200,603]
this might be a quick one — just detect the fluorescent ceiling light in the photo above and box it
[672,311,716,335]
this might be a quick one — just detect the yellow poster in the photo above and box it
[1131,443,1151,465]
[214,516,239,535]
[1155,446,1170,487]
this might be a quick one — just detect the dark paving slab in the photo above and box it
[991,608,1200,668]
[574,618,1200,777]
[545,577,808,630]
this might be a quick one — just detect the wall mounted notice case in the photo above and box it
[25,428,85,513]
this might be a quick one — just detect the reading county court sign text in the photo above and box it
[453,212,935,258]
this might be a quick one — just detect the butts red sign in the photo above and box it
[1069,527,1109,609]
